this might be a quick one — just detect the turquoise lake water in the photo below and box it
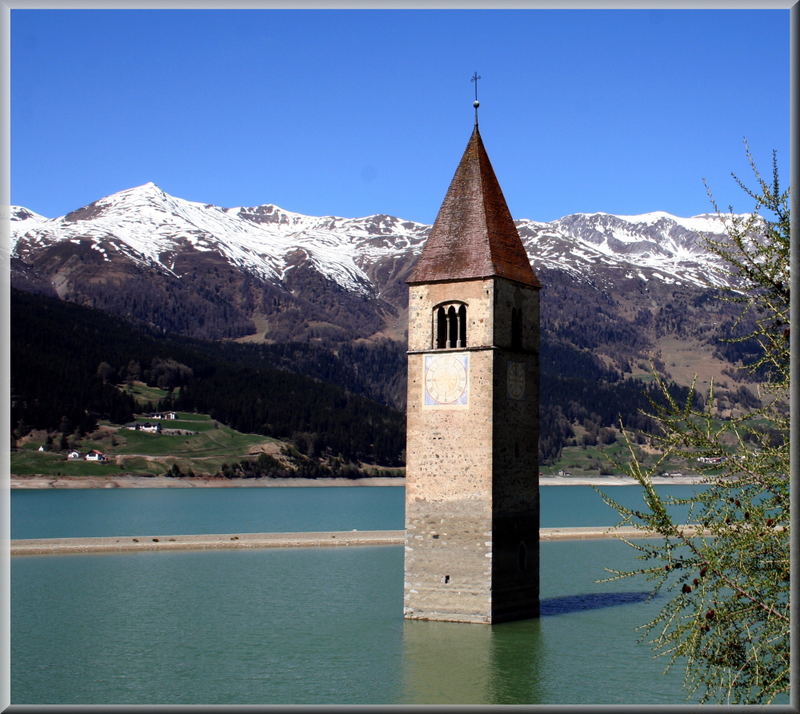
[11,485,715,705]
[10,483,704,539]
[14,541,693,705]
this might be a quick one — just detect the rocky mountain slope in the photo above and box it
[11,183,755,402]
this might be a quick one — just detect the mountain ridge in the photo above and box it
[11,180,749,295]
[10,182,757,409]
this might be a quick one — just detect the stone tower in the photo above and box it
[404,124,541,624]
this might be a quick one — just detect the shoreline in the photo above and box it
[11,525,711,556]
[9,474,708,489]
[9,475,404,489]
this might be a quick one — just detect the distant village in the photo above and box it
[553,454,728,480]
[123,410,179,434]
[38,411,197,462]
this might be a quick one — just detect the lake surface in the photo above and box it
[10,484,704,539]
[14,541,694,705]
[11,484,717,705]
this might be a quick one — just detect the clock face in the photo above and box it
[507,361,525,400]
[424,353,469,407]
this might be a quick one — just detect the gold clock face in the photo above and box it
[424,353,469,407]
[507,361,525,400]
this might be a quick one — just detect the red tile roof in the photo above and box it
[408,126,540,288]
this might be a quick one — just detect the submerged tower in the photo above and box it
[403,114,541,624]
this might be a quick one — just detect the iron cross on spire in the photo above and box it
[471,72,481,126]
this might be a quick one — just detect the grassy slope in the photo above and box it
[12,414,278,477]
[118,381,178,407]
[541,443,697,477]
[12,383,281,477]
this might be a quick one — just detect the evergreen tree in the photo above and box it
[96,361,115,384]
[600,147,790,703]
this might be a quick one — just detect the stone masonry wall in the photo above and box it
[404,277,540,623]
[491,280,540,621]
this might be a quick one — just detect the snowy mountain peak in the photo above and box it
[119,180,161,193]
[10,183,748,297]
[115,181,167,200]
[228,202,312,228]
[8,206,50,252]
[10,206,48,223]
[95,181,174,212]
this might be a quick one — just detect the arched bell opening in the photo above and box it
[432,301,468,349]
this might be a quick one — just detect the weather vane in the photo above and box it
[471,71,481,126]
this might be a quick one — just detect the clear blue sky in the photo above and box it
[11,8,790,224]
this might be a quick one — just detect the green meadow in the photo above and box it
[541,442,710,477]
[11,412,280,478]
[119,381,180,407]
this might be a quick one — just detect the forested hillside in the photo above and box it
[10,289,404,465]
[11,289,698,466]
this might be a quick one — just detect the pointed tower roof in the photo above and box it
[408,126,540,288]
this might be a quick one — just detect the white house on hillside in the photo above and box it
[126,422,162,433]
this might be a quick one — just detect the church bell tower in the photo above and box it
[403,116,541,624]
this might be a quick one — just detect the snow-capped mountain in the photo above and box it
[522,211,739,288]
[10,182,750,358]
[11,182,740,297]
[11,182,430,299]
[9,205,49,235]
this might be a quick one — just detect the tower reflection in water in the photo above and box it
[401,618,544,705]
